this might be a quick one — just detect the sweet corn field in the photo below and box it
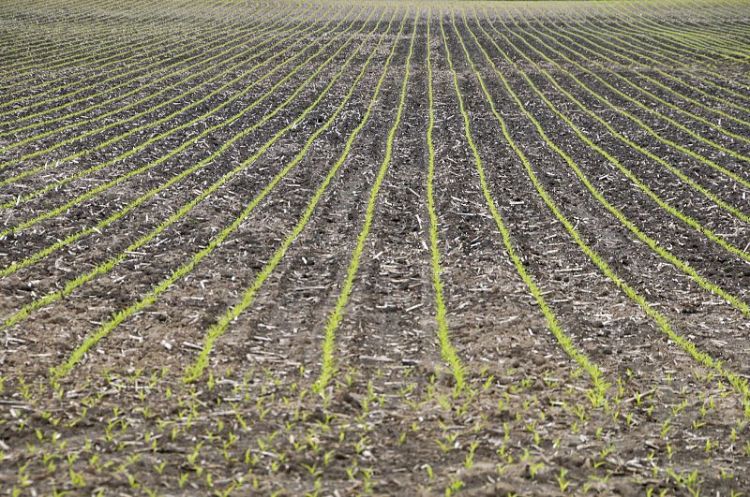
[1,0,750,495]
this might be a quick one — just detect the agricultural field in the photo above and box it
[0,0,749,494]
